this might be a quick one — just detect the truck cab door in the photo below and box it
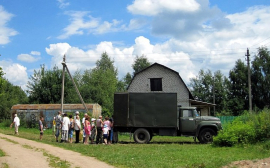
[179,109,197,134]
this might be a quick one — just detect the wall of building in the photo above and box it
[128,65,190,107]
[11,104,101,128]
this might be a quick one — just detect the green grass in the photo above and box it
[0,125,270,168]
[1,163,9,168]
[0,149,6,157]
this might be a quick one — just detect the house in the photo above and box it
[127,63,215,116]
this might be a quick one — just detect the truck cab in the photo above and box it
[178,106,222,143]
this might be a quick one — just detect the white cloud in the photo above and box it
[17,54,40,63]
[57,0,70,9]
[127,0,200,16]
[58,11,99,39]
[0,6,18,45]
[30,51,41,56]
[0,61,28,90]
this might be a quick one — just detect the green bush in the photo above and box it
[213,109,270,147]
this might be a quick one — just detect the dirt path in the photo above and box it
[0,133,113,168]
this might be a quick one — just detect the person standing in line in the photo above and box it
[52,117,56,136]
[74,114,81,143]
[90,118,96,144]
[68,115,74,143]
[109,115,114,144]
[96,115,103,144]
[39,116,44,140]
[84,116,91,145]
[82,113,87,143]
[61,113,70,143]
[103,124,109,145]
[10,114,20,135]
[103,117,111,144]
[55,111,62,142]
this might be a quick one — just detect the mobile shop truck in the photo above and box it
[113,92,222,143]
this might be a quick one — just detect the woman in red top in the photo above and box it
[84,116,91,144]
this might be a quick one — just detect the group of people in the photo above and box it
[53,111,114,145]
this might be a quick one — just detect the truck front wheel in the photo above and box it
[133,128,150,144]
[198,128,216,144]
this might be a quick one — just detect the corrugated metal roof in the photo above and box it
[11,104,99,110]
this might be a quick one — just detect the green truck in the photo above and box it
[113,92,222,143]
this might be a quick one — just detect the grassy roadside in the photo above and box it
[1,126,270,168]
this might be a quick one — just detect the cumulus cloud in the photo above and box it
[17,51,41,63]
[0,6,18,45]
[127,0,200,16]
[0,61,28,90]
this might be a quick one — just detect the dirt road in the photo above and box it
[0,133,113,168]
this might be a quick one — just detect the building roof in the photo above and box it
[189,99,216,107]
[127,62,194,99]
[11,104,99,110]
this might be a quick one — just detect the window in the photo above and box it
[182,110,193,117]
[150,78,162,91]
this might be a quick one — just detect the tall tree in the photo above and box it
[0,80,28,119]
[87,52,118,116]
[227,59,249,115]
[189,69,230,115]
[251,47,270,109]
[27,65,76,104]
[132,55,151,76]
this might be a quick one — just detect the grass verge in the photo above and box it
[0,125,270,168]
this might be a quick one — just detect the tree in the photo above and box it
[27,65,76,104]
[227,59,249,115]
[189,69,230,115]
[251,47,270,109]
[132,55,151,76]
[86,52,118,116]
[0,80,28,119]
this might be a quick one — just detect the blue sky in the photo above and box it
[1,0,270,90]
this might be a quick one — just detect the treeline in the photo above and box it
[0,53,150,119]
[0,47,269,119]
[189,47,270,116]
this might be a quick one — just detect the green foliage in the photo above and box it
[0,79,28,119]
[251,47,270,109]
[27,65,77,104]
[213,109,270,147]
[189,69,230,115]
[227,59,249,115]
[132,55,151,76]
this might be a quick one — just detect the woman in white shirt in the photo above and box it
[74,115,81,143]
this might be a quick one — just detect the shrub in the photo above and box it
[213,109,270,147]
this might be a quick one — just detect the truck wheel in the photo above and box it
[198,128,216,144]
[133,128,150,144]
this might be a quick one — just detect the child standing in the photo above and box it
[39,117,44,140]
[103,124,109,145]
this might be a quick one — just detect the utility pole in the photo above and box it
[246,48,252,113]
[61,55,66,114]
[61,55,89,113]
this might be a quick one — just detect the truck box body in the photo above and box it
[114,92,178,128]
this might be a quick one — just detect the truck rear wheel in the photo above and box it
[133,128,150,144]
[198,128,216,144]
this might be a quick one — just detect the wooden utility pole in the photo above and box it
[61,55,66,114]
[61,55,89,113]
[246,48,252,113]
